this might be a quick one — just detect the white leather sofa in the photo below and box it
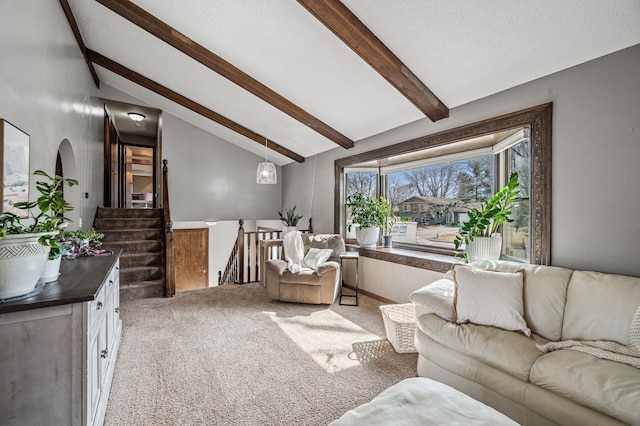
[410,260,640,426]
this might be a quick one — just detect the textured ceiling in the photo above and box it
[67,0,640,165]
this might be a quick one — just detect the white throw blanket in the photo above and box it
[283,231,305,273]
[537,304,640,369]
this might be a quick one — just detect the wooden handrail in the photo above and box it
[162,159,175,297]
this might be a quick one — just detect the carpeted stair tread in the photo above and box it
[119,280,163,300]
[121,266,162,282]
[94,218,162,230]
[96,206,162,218]
[102,240,162,254]
[120,252,162,268]
[101,229,162,242]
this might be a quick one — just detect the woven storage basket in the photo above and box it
[379,303,417,353]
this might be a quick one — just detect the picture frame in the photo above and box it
[0,119,30,218]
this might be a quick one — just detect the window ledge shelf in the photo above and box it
[346,244,459,273]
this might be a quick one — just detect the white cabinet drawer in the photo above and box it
[88,282,107,330]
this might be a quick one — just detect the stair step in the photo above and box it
[121,266,163,283]
[120,280,164,300]
[96,206,162,219]
[101,228,163,242]
[102,240,162,255]
[120,252,162,268]
[95,217,162,230]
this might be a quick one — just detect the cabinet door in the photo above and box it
[174,228,209,291]
[88,328,102,423]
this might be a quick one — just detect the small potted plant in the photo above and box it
[453,172,520,261]
[0,170,77,298]
[278,205,303,235]
[58,229,110,259]
[346,194,391,247]
[383,214,399,248]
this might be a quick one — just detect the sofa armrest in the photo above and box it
[266,258,288,275]
[409,278,456,322]
[316,260,340,276]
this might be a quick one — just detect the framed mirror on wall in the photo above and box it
[0,119,30,217]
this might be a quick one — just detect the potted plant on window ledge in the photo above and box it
[0,170,77,298]
[453,172,520,262]
[346,194,391,248]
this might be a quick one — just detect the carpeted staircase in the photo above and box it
[94,207,164,300]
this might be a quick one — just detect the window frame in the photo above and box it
[334,103,552,265]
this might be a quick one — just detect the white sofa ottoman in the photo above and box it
[330,377,518,425]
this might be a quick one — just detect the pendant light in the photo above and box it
[257,137,277,184]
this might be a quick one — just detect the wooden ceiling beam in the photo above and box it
[86,49,305,163]
[297,0,449,122]
[59,0,100,88]
[96,0,354,149]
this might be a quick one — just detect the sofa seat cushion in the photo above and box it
[417,313,547,382]
[530,349,640,425]
[280,268,322,285]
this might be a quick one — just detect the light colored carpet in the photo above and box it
[105,283,418,425]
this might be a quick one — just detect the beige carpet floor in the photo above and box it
[104,283,418,426]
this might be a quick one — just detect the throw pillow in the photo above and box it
[453,264,530,336]
[303,248,333,271]
[409,279,456,322]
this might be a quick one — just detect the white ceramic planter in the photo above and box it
[40,256,62,284]
[0,233,51,299]
[282,226,299,236]
[356,227,379,248]
[466,235,502,262]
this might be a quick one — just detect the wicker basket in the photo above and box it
[379,303,417,353]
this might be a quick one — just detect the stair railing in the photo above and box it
[219,218,312,285]
[162,159,176,297]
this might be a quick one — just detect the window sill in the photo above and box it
[346,244,459,273]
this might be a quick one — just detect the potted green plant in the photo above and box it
[0,170,77,298]
[278,205,303,235]
[346,194,391,247]
[453,172,520,261]
[383,214,399,247]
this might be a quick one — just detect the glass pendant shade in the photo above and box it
[257,161,277,184]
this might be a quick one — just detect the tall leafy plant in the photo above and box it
[0,170,78,247]
[453,172,520,250]
[278,205,303,226]
[346,193,391,231]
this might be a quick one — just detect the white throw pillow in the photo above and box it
[409,279,456,322]
[453,264,530,336]
[303,248,333,270]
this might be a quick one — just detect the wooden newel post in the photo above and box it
[162,159,176,297]
[237,219,245,284]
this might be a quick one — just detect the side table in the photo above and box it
[339,251,359,306]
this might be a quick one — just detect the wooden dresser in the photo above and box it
[0,253,121,426]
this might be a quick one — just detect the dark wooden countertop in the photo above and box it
[0,252,120,314]
[346,243,459,273]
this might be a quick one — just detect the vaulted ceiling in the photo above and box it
[65,0,640,165]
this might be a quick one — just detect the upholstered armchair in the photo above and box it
[265,233,345,304]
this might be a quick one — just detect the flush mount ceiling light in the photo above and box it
[257,137,277,184]
[127,112,145,122]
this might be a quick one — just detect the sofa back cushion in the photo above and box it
[303,234,345,260]
[562,271,640,345]
[465,260,573,341]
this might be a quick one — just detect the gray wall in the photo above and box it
[283,44,640,277]
[0,0,104,229]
